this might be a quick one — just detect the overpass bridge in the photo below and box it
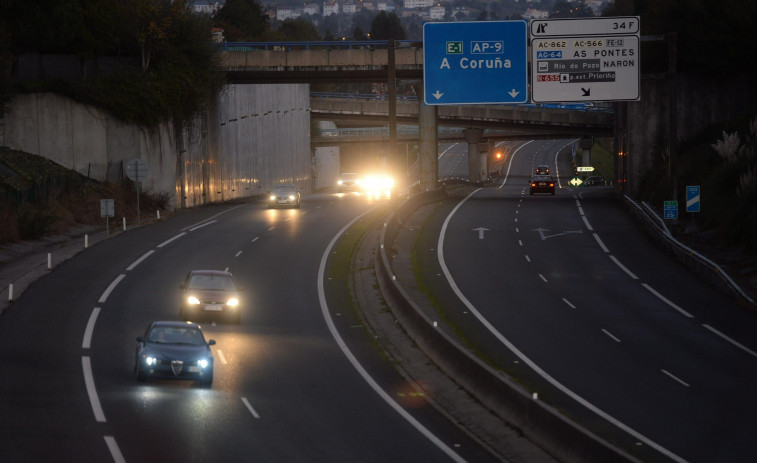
[218,41,617,185]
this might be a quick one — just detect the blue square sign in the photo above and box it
[423,21,528,105]
[686,185,700,213]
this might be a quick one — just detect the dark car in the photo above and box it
[180,270,242,323]
[535,164,550,175]
[135,321,215,386]
[268,184,301,208]
[584,175,605,186]
[337,172,361,192]
[530,175,556,195]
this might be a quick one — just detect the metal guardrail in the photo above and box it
[217,40,421,51]
[624,195,756,307]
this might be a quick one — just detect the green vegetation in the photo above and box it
[0,148,170,243]
[0,0,225,127]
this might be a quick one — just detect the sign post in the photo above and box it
[100,199,114,235]
[530,16,640,103]
[423,21,528,105]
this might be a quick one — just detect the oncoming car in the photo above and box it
[180,270,242,323]
[268,184,301,208]
[360,174,395,198]
[337,172,361,192]
[135,321,215,386]
[530,175,556,195]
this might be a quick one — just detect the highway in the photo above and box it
[2,138,757,462]
[0,192,498,462]
[421,140,757,462]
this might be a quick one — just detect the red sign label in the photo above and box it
[537,74,560,82]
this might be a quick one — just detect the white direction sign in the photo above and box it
[530,17,640,103]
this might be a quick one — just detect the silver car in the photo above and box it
[268,184,301,208]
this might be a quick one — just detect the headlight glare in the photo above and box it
[187,296,200,305]
[227,297,239,307]
[145,356,157,366]
[198,359,209,369]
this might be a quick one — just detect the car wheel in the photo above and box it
[135,362,146,382]
[199,369,213,387]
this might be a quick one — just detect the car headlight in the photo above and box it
[187,296,200,305]
[145,356,157,366]
[269,194,276,201]
[337,180,343,185]
[288,195,295,200]
[226,297,239,307]
[197,359,209,369]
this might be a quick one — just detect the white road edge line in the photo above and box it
[318,209,466,463]
[642,283,693,318]
[609,255,638,280]
[157,232,187,248]
[127,250,155,271]
[98,274,125,303]
[581,215,594,231]
[82,307,101,349]
[103,436,125,463]
[189,220,217,232]
[593,233,609,253]
[602,329,622,343]
[437,189,686,463]
[181,204,246,231]
[241,397,261,419]
[702,324,757,358]
[661,369,690,387]
[82,356,106,422]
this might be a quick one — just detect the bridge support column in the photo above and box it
[418,93,438,191]
[579,137,593,173]
[464,128,484,182]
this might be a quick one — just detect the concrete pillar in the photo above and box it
[579,137,594,173]
[464,128,484,182]
[414,82,438,191]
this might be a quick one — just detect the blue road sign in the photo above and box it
[664,200,678,220]
[686,185,701,212]
[423,21,528,105]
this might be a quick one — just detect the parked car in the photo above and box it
[530,175,556,195]
[268,184,301,208]
[337,172,361,192]
[535,164,550,175]
[180,270,242,323]
[135,321,215,386]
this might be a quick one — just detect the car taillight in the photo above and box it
[531,182,536,187]
[549,182,554,187]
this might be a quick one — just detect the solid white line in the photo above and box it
[593,233,609,253]
[318,209,466,462]
[553,139,577,188]
[235,251,243,257]
[642,283,693,318]
[577,206,585,216]
[126,250,155,271]
[575,199,581,207]
[702,324,757,358]
[82,356,106,422]
[241,397,260,419]
[581,215,594,231]
[602,329,622,343]
[563,298,576,309]
[661,369,690,387]
[217,349,228,365]
[609,255,638,280]
[189,220,217,232]
[181,204,246,231]
[157,232,187,248]
[497,141,533,188]
[437,188,686,463]
[103,436,125,463]
[98,274,125,303]
[538,274,548,283]
[82,307,101,349]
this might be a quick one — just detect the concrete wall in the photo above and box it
[0,84,312,210]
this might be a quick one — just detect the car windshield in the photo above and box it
[272,185,296,194]
[148,326,205,345]
[189,273,235,291]
[340,173,358,180]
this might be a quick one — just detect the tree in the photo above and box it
[369,11,406,41]
[274,18,321,41]
[550,1,593,18]
[214,0,270,41]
